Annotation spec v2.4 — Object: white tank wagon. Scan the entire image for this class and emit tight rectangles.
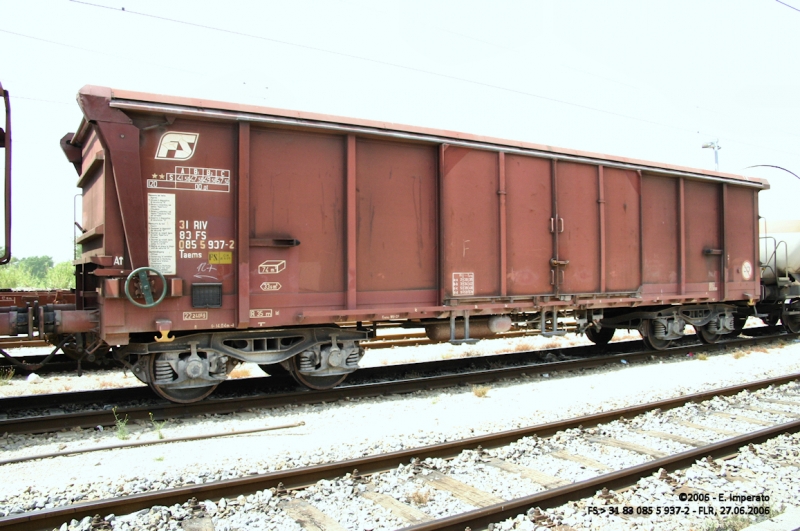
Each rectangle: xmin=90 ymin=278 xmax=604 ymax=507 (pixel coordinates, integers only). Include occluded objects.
xmin=759 ymin=219 xmax=800 ymax=330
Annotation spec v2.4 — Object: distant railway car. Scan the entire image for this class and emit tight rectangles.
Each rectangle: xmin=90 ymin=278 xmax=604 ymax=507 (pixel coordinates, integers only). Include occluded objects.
xmin=0 ymin=83 xmax=781 ymax=402
xmin=0 ymin=290 xmax=74 ymax=308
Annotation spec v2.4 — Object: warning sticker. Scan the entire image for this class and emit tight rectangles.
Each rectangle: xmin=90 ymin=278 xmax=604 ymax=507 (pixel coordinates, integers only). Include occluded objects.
xmin=148 ymin=193 xmax=176 ymax=275
xmin=209 ymin=252 xmax=232 ymax=264
xmin=452 ymin=272 xmax=475 ymax=296
xmin=741 ymin=260 xmax=753 ymax=281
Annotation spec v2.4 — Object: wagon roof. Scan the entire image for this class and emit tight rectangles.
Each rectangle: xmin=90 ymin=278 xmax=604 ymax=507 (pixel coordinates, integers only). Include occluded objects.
xmin=77 ymin=85 xmax=768 ymax=189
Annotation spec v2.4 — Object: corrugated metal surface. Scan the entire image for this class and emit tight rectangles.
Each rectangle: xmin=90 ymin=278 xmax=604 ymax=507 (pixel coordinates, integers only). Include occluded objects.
xmin=68 ymin=86 xmax=763 ymax=342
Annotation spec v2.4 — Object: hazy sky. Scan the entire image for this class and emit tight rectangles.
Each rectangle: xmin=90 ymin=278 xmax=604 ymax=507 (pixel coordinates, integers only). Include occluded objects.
xmin=3 ymin=0 xmax=800 ymax=261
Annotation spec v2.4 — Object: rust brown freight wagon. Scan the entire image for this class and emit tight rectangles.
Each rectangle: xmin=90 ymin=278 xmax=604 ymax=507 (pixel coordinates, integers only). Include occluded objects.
xmin=46 ymin=86 xmax=766 ymax=402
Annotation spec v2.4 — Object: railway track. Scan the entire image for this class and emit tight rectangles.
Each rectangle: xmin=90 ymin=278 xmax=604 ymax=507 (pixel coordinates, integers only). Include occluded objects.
xmin=0 ymin=338 xmax=49 ymax=351
xmin=0 ymin=329 xmax=794 ymax=437
xmin=1 ymin=373 xmax=797 ymax=530
xmin=0 ymin=324 xmax=783 ymax=378
xmin=0 ymin=327 xmax=579 ymax=376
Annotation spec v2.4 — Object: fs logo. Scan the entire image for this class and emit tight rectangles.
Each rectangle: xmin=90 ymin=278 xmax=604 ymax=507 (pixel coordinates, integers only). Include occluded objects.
xmin=155 ymin=132 xmax=199 ymax=160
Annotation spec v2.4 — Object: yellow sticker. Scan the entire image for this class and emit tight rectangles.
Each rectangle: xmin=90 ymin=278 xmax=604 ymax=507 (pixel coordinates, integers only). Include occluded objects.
xmin=208 ymin=251 xmax=232 ymax=264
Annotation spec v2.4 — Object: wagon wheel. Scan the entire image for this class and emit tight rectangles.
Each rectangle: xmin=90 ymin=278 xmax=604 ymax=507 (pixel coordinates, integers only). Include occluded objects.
xmin=288 ymin=355 xmax=348 ymax=390
xmin=782 ymin=300 xmax=800 ymax=334
xmin=764 ymin=313 xmax=781 ymax=327
xmin=731 ymin=315 xmax=748 ymax=336
xmin=640 ymin=319 xmax=672 ymax=351
xmin=695 ymin=324 xmax=721 ymax=345
xmin=146 ymin=353 xmax=219 ymax=404
xmin=585 ymin=326 xmax=615 ymax=346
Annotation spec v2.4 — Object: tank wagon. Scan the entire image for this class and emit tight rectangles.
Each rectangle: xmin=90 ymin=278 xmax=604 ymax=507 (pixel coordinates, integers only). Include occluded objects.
xmin=758 ymin=219 xmax=800 ymax=329
xmin=0 ymin=84 xmax=781 ymax=403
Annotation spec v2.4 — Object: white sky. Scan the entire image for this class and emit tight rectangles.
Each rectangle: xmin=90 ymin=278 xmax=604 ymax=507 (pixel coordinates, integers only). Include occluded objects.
xmin=3 ymin=0 xmax=800 ymax=262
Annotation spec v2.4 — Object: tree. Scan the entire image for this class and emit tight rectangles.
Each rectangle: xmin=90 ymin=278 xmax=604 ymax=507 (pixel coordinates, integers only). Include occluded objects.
xmin=45 ymin=261 xmax=75 ymax=289
xmin=18 ymin=256 xmax=54 ymax=280
xmin=0 ymin=252 xmax=74 ymax=289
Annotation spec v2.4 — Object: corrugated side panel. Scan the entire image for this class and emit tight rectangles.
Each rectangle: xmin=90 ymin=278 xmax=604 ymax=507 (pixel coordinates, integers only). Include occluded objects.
xmin=725 ymin=186 xmax=758 ymax=299
xmin=556 ymin=162 xmax=601 ymax=294
xmin=684 ymin=180 xmax=722 ymax=300
xmin=441 ymin=146 xmax=500 ymax=299
xmin=604 ymin=168 xmax=641 ymax=292
xmin=505 ymin=154 xmax=554 ymax=296
xmin=138 ymin=118 xmax=237 ymax=330
xmin=642 ymin=174 xmax=679 ymax=295
xmin=355 ymin=139 xmax=438 ymax=306
xmin=248 ymin=128 xmax=346 ymax=318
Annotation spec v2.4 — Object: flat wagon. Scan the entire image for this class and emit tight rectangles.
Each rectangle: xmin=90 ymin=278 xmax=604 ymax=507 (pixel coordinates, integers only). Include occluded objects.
xmin=11 ymin=86 xmax=772 ymax=402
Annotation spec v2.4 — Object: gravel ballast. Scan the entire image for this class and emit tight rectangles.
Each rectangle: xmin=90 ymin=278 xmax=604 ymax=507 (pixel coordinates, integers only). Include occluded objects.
xmin=0 ymin=333 xmax=799 ymax=530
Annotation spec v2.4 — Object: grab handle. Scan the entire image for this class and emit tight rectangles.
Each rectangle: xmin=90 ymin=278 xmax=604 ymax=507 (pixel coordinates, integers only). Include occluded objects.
xmin=0 ymin=82 xmax=11 ymax=265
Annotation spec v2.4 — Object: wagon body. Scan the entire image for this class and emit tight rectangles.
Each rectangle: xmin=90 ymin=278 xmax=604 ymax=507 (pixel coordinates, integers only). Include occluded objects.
xmin=62 ymin=86 xmax=766 ymax=347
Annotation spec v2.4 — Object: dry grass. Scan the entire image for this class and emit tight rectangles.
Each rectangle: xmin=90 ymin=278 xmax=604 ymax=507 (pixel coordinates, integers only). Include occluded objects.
xmin=732 ymin=346 xmax=767 ymax=360
xmin=409 ymin=489 xmax=431 ymax=506
xmin=697 ymin=353 xmax=708 ymax=361
xmin=512 ymin=339 xmax=539 ymax=352
xmin=540 ymin=340 xmax=565 ymax=350
xmin=0 ymin=366 xmax=13 ymax=386
xmin=472 ymin=385 xmax=491 ymax=398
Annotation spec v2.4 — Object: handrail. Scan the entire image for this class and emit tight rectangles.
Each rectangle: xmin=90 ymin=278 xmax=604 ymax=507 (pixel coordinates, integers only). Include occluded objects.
xmin=0 ymin=82 xmax=11 ymax=264
xmin=759 ymin=235 xmax=789 ymax=281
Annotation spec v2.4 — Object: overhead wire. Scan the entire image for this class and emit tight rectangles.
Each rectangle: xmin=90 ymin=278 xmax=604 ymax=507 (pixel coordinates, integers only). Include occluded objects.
xmin=65 ymin=0 xmax=800 ymax=160
xmin=5 ymin=0 xmax=796 ymax=160
xmin=0 ymin=28 xmax=230 ymax=78
xmin=335 ymin=0 xmax=800 ymax=155
xmin=775 ymin=0 xmax=800 ymax=13
xmin=10 ymin=95 xmax=71 ymax=106
xmin=67 ymin=0 xmax=702 ymax=135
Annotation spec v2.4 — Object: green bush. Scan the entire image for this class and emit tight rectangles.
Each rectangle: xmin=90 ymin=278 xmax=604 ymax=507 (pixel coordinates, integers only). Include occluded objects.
xmin=0 ymin=254 xmax=75 ymax=289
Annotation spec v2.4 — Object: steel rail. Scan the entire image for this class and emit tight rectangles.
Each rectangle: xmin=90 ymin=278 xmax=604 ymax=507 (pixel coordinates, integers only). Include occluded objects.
xmin=0 ymin=323 xmax=782 ymax=374
xmin=0 ymin=421 xmax=305 ymax=466
xmin=401 ymin=419 xmax=800 ymax=531
xmin=0 ymin=330 xmax=538 ymax=374
xmin=0 ymin=325 xmax=784 ymax=410
xmin=3 ymin=333 xmax=649 ymax=411
xmin=0 ymin=326 xmax=578 ymax=374
xmin=0 ymin=330 xmax=794 ymax=435
xmin=0 ymin=339 xmax=48 ymax=350
xmin=0 ymin=373 xmax=796 ymax=531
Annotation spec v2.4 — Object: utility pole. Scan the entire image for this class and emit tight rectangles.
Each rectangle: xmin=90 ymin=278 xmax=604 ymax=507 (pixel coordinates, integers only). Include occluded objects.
xmin=702 ymin=139 xmax=721 ymax=171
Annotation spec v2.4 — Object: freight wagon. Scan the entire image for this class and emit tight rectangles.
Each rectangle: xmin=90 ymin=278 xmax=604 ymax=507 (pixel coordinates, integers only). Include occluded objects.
xmin=0 ymin=83 xmax=781 ymax=402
